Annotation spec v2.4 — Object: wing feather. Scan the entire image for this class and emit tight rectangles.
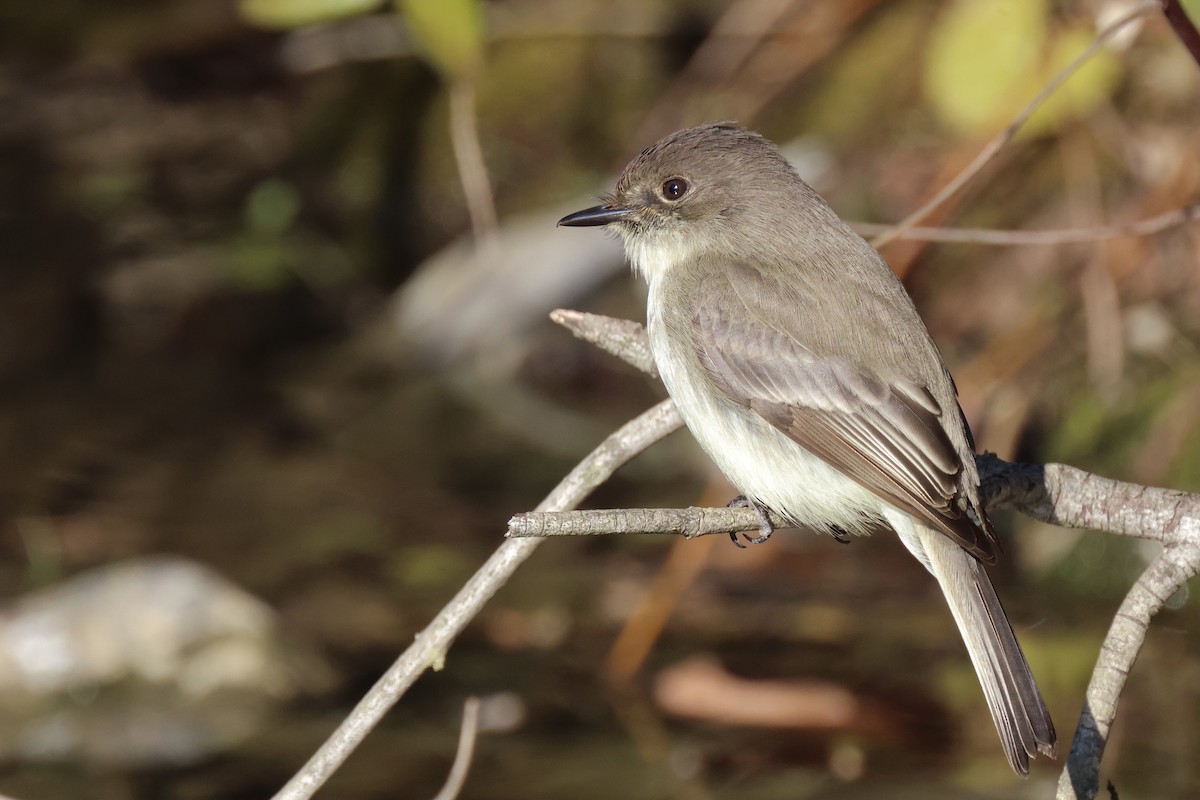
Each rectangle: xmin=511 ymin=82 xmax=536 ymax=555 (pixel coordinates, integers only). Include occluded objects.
xmin=694 ymin=267 xmax=996 ymax=562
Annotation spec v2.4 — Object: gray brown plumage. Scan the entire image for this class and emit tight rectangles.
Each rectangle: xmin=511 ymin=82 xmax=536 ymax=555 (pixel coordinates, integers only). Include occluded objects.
xmin=559 ymin=122 xmax=1056 ymax=774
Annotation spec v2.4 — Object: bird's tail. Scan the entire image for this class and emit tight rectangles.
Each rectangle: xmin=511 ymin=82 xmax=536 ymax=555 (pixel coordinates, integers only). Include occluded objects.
xmin=917 ymin=524 xmax=1057 ymax=775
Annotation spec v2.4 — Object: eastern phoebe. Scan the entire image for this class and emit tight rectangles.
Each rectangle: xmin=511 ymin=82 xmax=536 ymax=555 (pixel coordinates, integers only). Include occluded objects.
xmin=558 ymin=122 xmax=1056 ymax=774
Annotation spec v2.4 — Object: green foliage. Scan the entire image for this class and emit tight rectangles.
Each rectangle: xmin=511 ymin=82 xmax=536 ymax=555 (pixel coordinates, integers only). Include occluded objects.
xmin=239 ymin=0 xmax=385 ymax=30
xmin=924 ymin=0 xmax=1046 ymax=134
xmin=396 ymin=0 xmax=485 ymax=81
xmin=284 ymin=510 xmax=393 ymax=564
xmin=245 ymin=178 xmax=301 ymax=236
xmin=923 ymin=0 xmax=1122 ymax=136
xmin=1046 ymin=374 xmax=1181 ymax=476
xmin=224 ymin=238 xmax=294 ymax=291
xmin=1174 ymin=419 xmax=1200 ymax=490
xmin=390 ymin=544 xmax=475 ymax=589
xmin=221 ymin=179 xmax=304 ymax=291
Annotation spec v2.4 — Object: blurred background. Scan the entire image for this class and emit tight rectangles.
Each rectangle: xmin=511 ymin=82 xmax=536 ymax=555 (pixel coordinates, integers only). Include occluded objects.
xmin=1 ymin=0 xmax=1199 ymax=797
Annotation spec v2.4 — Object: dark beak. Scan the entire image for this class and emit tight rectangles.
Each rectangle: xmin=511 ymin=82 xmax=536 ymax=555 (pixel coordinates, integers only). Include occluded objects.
xmin=557 ymin=204 xmax=632 ymax=227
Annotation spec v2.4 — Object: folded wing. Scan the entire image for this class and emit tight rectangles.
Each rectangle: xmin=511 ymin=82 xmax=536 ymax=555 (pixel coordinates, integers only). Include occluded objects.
xmin=692 ymin=265 xmax=997 ymax=562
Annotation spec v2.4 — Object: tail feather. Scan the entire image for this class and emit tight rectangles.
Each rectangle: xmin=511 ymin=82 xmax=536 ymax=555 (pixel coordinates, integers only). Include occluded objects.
xmin=919 ymin=525 xmax=1057 ymax=775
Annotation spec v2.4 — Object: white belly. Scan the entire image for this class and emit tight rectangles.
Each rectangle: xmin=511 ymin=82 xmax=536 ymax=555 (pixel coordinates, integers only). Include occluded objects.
xmin=647 ymin=293 xmax=884 ymax=536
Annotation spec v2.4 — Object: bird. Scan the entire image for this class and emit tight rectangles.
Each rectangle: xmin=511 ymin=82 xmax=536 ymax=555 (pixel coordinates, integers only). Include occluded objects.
xmin=558 ymin=121 xmax=1056 ymax=775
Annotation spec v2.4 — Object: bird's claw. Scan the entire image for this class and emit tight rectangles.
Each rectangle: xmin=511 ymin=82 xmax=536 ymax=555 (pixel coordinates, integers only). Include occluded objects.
xmin=725 ymin=495 xmax=774 ymax=547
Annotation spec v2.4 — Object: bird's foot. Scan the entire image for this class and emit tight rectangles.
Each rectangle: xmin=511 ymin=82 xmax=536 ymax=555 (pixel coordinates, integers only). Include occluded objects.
xmin=726 ymin=495 xmax=775 ymax=548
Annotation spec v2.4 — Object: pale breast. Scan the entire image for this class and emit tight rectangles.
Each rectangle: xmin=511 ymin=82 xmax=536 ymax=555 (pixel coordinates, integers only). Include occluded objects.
xmin=646 ymin=279 xmax=884 ymax=536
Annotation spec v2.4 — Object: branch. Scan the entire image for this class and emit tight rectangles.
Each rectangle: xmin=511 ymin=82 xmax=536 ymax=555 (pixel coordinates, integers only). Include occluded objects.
xmin=850 ymin=202 xmax=1200 ymax=246
xmin=1057 ymin=541 xmax=1200 ymax=800
xmin=271 ymin=398 xmax=682 ymax=800
xmin=268 ymin=1 xmax=1200 ymax=794
xmin=510 ymin=456 xmax=1200 ymax=544
xmin=869 ymin=0 xmax=1160 ymax=250
xmin=431 ymin=697 xmax=482 ymax=800
xmin=550 ymin=309 xmax=658 ymax=377
xmin=979 ymin=456 xmax=1200 ymax=544
xmin=1161 ymin=0 xmax=1200 ymax=67
xmin=510 ymin=505 xmax=783 ymax=539
xmin=449 ymin=80 xmax=498 ymax=242
xmin=528 ymin=314 xmax=1200 ymax=546
xmin=528 ymin=310 xmax=1200 ymax=800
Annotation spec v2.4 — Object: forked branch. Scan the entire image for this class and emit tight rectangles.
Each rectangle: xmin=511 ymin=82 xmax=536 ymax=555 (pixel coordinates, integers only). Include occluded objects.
xmin=519 ymin=310 xmax=1200 ymax=800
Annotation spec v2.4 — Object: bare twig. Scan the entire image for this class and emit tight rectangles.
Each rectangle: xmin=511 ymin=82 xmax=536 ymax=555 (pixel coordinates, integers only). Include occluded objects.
xmin=542 ymin=310 xmax=1200 ymax=547
xmin=979 ymin=456 xmax=1200 ymax=545
xmin=525 ymin=310 xmax=1200 ymax=799
xmin=271 ymin=398 xmax=682 ymax=800
xmin=550 ymin=309 xmax=657 ymax=377
xmin=509 ymin=456 xmax=1200 ymax=544
xmin=509 ymin=505 xmax=784 ymax=539
xmin=869 ymin=0 xmax=1159 ymax=250
xmin=1057 ymin=541 xmax=1200 ymax=800
xmin=449 ymin=80 xmax=498 ymax=242
xmin=1161 ymin=0 xmax=1200 ymax=67
xmin=430 ymin=697 xmax=483 ymax=800
xmin=851 ymin=202 xmax=1200 ymax=245
xmin=260 ymin=0 xmax=1194 ymax=794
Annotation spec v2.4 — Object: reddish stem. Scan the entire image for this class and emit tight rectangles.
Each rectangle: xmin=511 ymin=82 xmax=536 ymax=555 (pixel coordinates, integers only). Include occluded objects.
xmin=1162 ymin=0 xmax=1200 ymax=68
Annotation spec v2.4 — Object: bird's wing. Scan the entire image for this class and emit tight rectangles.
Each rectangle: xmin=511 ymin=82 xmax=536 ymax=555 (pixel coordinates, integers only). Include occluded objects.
xmin=692 ymin=264 xmax=996 ymax=562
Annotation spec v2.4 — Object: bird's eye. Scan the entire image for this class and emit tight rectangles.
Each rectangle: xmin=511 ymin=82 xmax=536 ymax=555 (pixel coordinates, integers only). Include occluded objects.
xmin=661 ymin=178 xmax=689 ymax=201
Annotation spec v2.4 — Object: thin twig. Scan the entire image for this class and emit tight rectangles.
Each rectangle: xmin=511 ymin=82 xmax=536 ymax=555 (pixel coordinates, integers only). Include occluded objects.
xmin=550 ymin=309 xmax=657 ymax=377
xmin=533 ymin=310 xmax=1200 ymax=798
xmin=851 ymin=202 xmax=1200 ymax=245
xmin=1161 ymin=0 xmax=1200 ymax=67
xmin=431 ymin=697 xmax=483 ymax=800
xmin=1056 ymin=542 xmax=1200 ymax=800
xmin=509 ymin=456 xmax=1200 ymax=800
xmin=869 ymin=0 xmax=1160 ymax=250
xmin=449 ymin=80 xmax=498 ymax=242
xmin=508 ymin=506 xmax=784 ymax=539
xmin=511 ymin=454 xmax=1200 ymax=800
xmin=271 ymin=399 xmax=683 ymax=800
xmin=509 ymin=456 xmax=1200 ymax=544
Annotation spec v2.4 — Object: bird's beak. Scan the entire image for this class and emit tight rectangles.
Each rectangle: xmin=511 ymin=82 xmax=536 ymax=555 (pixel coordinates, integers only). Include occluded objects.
xmin=557 ymin=204 xmax=632 ymax=227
